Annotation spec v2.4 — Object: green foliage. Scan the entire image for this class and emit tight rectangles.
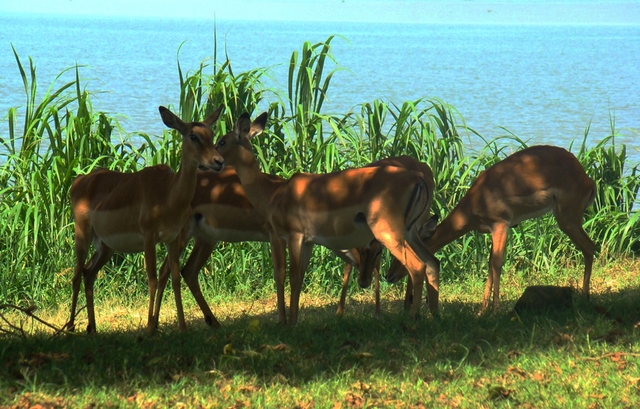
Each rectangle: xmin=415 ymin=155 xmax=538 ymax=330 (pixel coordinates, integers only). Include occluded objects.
xmin=1 ymin=38 xmax=639 ymax=310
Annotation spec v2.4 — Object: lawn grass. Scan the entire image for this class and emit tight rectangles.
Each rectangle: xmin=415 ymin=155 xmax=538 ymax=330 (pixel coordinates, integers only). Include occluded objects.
xmin=2 ymin=258 xmax=638 ymax=408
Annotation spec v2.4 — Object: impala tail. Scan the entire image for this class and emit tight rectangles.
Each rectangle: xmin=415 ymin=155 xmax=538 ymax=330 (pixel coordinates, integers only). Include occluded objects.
xmin=404 ymin=179 xmax=436 ymax=242
xmin=383 ymin=178 xmax=439 ymax=287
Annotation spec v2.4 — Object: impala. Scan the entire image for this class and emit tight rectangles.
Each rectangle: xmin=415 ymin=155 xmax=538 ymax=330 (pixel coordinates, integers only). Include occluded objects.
xmin=67 ymin=106 xmax=224 ymax=333
xmin=338 ymin=156 xmax=435 ymax=317
xmin=386 ymin=145 xmax=596 ymax=313
xmin=156 ymin=167 xmax=271 ymax=329
xmin=214 ymin=112 xmax=439 ymax=325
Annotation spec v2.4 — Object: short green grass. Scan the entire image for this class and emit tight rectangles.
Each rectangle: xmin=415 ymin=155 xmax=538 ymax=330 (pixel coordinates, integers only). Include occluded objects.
xmin=2 ymin=258 xmax=638 ymax=408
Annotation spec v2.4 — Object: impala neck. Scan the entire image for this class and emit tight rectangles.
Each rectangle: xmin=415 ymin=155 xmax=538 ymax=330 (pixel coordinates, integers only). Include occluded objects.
xmin=229 ymin=142 xmax=281 ymax=217
xmin=427 ymin=203 xmax=474 ymax=253
xmin=169 ymin=152 xmax=199 ymax=211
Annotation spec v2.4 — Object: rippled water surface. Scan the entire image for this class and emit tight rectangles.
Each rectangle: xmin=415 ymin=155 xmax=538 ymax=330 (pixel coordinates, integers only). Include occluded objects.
xmin=1 ymin=14 xmax=638 ymax=155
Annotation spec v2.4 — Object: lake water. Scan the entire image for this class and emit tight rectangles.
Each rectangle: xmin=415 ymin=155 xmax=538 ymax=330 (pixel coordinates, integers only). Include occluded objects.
xmin=1 ymin=13 xmax=639 ymax=158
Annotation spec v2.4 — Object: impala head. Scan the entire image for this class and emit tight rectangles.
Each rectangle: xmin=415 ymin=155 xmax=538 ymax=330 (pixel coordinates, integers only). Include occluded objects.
xmin=355 ymin=240 xmax=384 ymax=289
xmin=215 ymin=111 xmax=268 ymax=164
xmin=385 ymin=214 xmax=439 ymax=284
xmin=159 ymin=106 xmax=225 ymax=172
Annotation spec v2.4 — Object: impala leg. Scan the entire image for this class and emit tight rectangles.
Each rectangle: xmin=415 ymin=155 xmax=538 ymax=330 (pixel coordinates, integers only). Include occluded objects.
xmin=407 ymin=241 xmax=440 ymax=317
xmin=181 ymin=240 xmax=221 ymax=328
xmin=402 ymin=222 xmax=440 ymax=318
xmin=337 ymin=263 xmax=352 ymax=317
xmin=408 ymin=265 xmax=426 ymax=319
xmin=155 ymin=238 xmax=189 ymax=332
xmin=555 ymin=213 xmax=596 ymax=299
xmin=481 ymin=276 xmax=491 ymax=313
xmin=156 ymin=257 xmax=170 ymax=327
xmin=374 ymin=226 xmax=424 ymax=318
xmin=424 ymin=256 xmax=440 ymax=316
xmin=69 ymin=268 xmax=83 ymax=332
xmin=167 ymin=237 xmax=187 ymax=332
xmin=69 ymin=232 xmax=91 ymax=332
xmin=403 ymin=275 xmax=413 ymax=311
xmin=415 ymin=224 xmax=440 ymax=317
xmin=360 ymin=244 xmax=383 ymax=318
xmin=270 ymin=236 xmax=288 ymax=325
xmin=143 ymin=240 xmax=159 ymax=333
xmin=374 ymin=261 xmax=381 ymax=318
xmin=288 ymin=233 xmax=313 ymax=326
xmin=483 ymin=223 xmax=508 ymax=313
xmin=69 ymin=221 xmax=98 ymax=332
xmin=382 ymin=241 xmax=426 ymax=319
xmin=83 ymin=242 xmax=114 ymax=334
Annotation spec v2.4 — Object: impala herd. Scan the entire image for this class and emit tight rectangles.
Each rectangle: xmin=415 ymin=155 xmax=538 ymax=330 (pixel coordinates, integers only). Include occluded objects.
xmin=66 ymin=106 xmax=597 ymax=334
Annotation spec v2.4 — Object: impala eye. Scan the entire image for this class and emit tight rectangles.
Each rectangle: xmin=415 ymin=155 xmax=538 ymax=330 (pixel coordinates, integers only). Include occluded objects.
xmin=189 ymin=134 xmax=198 ymax=141
xmin=217 ymin=139 xmax=226 ymax=147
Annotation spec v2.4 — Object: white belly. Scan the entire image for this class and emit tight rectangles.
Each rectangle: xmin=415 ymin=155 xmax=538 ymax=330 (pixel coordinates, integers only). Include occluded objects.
xmin=194 ymin=226 xmax=269 ymax=244
xmin=100 ymin=232 xmax=145 ymax=253
xmin=311 ymin=222 xmax=374 ymax=250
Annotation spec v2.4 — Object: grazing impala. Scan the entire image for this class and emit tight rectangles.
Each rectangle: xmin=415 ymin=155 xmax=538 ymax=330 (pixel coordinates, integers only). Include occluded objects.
xmin=386 ymin=145 xmax=596 ymax=313
xmin=214 ymin=112 xmax=439 ymax=326
xmin=338 ymin=156 xmax=435 ymax=317
xmin=67 ymin=106 xmax=224 ymax=334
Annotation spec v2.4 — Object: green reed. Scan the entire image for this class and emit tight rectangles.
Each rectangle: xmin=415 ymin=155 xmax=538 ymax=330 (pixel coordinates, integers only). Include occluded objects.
xmin=1 ymin=38 xmax=639 ymax=309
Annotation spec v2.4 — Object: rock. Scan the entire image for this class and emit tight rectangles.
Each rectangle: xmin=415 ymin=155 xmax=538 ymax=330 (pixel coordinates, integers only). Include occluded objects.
xmin=513 ymin=285 xmax=574 ymax=313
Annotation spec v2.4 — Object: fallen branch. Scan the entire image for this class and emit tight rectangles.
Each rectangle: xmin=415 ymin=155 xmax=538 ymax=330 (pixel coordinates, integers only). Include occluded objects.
xmin=0 ymin=303 xmax=79 ymax=339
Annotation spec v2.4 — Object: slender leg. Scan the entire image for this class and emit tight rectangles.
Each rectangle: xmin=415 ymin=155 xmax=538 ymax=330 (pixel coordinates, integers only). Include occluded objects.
xmin=403 ymin=276 xmax=413 ymax=311
xmin=143 ymin=239 xmax=159 ymax=333
xmin=83 ymin=242 xmax=114 ymax=334
xmin=270 ymin=235 xmax=288 ymax=325
xmin=373 ymin=261 xmax=381 ymax=318
xmin=555 ymin=212 xmax=596 ymax=299
xmin=424 ymin=255 xmax=440 ymax=316
xmin=377 ymin=238 xmax=426 ymax=319
xmin=337 ymin=263 xmax=352 ymax=316
xmin=168 ymin=237 xmax=187 ymax=332
xmin=155 ymin=257 xmax=170 ymax=327
xmin=402 ymin=216 xmax=440 ymax=317
xmin=287 ymin=233 xmax=313 ymax=326
xmin=482 ymin=223 xmax=508 ymax=313
xmin=359 ymin=244 xmax=383 ymax=317
xmin=69 ymin=233 xmax=90 ymax=332
xmin=181 ymin=240 xmax=221 ymax=328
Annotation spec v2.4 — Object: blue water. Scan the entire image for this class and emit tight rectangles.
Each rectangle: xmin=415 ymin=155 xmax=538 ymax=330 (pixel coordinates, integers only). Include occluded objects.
xmin=1 ymin=13 xmax=639 ymax=157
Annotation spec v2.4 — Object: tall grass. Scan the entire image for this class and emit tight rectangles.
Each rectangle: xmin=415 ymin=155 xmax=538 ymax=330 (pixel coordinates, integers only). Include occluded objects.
xmin=0 ymin=47 xmax=120 ymax=304
xmin=1 ymin=38 xmax=639 ymax=310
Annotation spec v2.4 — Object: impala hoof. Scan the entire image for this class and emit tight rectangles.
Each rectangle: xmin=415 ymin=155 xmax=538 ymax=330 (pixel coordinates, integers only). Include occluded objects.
xmin=205 ymin=315 xmax=222 ymax=329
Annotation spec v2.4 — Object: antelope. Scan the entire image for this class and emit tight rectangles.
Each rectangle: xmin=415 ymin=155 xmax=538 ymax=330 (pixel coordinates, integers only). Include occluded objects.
xmin=214 ymin=112 xmax=439 ymax=325
xmin=338 ymin=156 xmax=435 ymax=317
xmin=67 ymin=106 xmax=224 ymax=334
xmin=386 ymin=145 xmax=596 ymax=313
xmin=155 ymin=167 xmax=271 ymax=329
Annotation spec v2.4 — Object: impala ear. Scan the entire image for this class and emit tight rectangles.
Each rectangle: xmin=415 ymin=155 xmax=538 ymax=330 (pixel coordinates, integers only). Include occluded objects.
xmin=203 ymin=106 xmax=224 ymax=127
xmin=419 ymin=214 xmax=439 ymax=240
xmin=159 ymin=106 xmax=186 ymax=134
xmin=234 ymin=113 xmax=252 ymax=139
xmin=248 ymin=112 xmax=268 ymax=139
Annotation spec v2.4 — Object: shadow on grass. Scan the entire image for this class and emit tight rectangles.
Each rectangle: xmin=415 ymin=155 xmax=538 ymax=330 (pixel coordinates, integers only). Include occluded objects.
xmin=1 ymin=285 xmax=638 ymax=393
